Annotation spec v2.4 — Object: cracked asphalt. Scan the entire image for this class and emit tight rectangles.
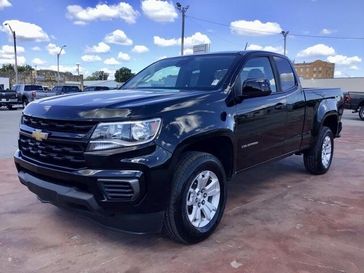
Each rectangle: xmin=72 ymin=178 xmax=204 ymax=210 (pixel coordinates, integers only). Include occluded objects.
xmin=1 ymin=109 xmax=363 ymax=273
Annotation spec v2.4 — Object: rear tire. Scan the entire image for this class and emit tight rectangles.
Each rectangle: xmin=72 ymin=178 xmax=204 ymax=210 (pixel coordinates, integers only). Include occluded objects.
xmin=304 ymin=126 xmax=334 ymax=175
xmin=359 ymin=106 xmax=364 ymax=121
xmin=7 ymin=105 xmax=13 ymax=110
xmin=22 ymin=97 xmax=29 ymax=107
xmin=164 ymin=152 xmax=227 ymax=244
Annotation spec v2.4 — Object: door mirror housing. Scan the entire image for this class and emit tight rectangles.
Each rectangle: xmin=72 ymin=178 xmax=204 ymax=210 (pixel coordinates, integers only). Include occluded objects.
xmin=241 ymin=79 xmax=272 ymax=98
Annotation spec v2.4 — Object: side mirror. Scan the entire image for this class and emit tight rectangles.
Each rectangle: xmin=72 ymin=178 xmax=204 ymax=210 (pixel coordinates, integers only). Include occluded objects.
xmin=241 ymin=79 xmax=272 ymax=98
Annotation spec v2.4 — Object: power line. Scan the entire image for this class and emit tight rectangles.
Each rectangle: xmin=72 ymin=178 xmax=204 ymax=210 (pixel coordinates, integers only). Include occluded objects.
xmin=187 ymin=15 xmax=364 ymax=40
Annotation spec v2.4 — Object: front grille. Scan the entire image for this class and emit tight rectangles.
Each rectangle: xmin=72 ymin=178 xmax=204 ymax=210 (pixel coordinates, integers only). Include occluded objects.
xmin=99 ymin=179 xmax=136 ymax=201
xmin=19 ymin=134 xmax=86 ymax=169
xmin=23 ymin=115 xmax=95 ymax=134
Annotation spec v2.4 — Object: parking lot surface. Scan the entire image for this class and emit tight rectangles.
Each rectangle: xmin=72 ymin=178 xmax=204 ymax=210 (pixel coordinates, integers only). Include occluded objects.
xmin=1 ymin=110 xmax=363 ymax=273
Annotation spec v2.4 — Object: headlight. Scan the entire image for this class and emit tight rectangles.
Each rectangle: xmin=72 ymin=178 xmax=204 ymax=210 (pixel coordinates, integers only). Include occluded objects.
xmin=88 ymin=118 xmax=161 ymax=151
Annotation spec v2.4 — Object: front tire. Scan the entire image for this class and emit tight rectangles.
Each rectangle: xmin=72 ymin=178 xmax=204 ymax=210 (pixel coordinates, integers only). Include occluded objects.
xmin=304 ymin=126 xmax=334 ymax=175
xmin=359 ymin=106 xmax=364 ymax=121
xmin=22 ymin=97 xmax=29 ymax=107
xmin=7 ymin=105 xmax=13 ymax=110
xmin=164 ymin=152 xmax=227 ymax=244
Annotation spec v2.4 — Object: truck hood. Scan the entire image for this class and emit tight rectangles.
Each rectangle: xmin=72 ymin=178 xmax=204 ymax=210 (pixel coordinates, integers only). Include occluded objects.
xmin=23 ymin=89 xmax=209 ymax=120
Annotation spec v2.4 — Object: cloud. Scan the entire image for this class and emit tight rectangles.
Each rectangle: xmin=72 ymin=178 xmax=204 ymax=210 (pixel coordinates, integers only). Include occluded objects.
xmin=320 ymin=28 xmax=335 ymax=35
xmin=1 ymin=20 xmax=49 ymax=42
xmin=230 ymin=19 xmax=282 ymax=36
xmin=66 ymin=2 xmax=138 ymax=25
xmin=132 ymin=45 xmax=149 ymax=53
xmin=247 ymin=44 xmax=284 ymax=54
xmin=117 ymin=52 xmax=131 ymax=61
xmin=32 ymin=46 xmax=41 ymax=51
xmin=104 ymin=29 xmax=133 ymax=45
xmin=47 ymin=43 xmax=66 ymax=55
xmin=0 ymin=45 xmax=26 ymax=65
xmin=104 ymin=57 xmax=120 ymax=65
xmin=334 ymin=71 xmax=343 ymax=77
xmin=0 ymin=0 xmax=12 ymax=10
xmin=86 ymin=42 xmax=110 ymax=53
xmin=184 ymin=32 xmax=211 ymax=48
xmin=153 ymin=36 xmax=178 ymax=47
xmin=0 ymin=56 xmax=26 ymax=66
xmin=153 ymin=32 xmax=210 ymax=49
xmin=81 ymin=55 xmax=102 ymax=62
xmin=183 ymin=48 xmax=193 ymax=55
xmin=32 ymin=58 xmax=46 ymax=65
xmin=349 ymin=65 xmax=359 ymax=70
xmin=297 ymin=44 xmax=335 ymax=57
xmin=327 ymin=54 xmax=362 ymax=66
xmin=0 ymin=45 xmax=25 ymax=55
xmin=141 ymin=0 xmax=178 ymax=22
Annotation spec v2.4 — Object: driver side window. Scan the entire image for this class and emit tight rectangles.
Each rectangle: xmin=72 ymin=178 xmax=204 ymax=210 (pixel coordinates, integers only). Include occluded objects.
xmin=239 ymin=57 xmax=277 ymax=93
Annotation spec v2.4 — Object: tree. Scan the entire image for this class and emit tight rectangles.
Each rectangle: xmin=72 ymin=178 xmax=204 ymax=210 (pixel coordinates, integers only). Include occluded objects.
xmin=115 ymin=67 xmax=134 ymax=83
xmin=0 ymin=64 xmax=34 ymax=73
xmin=85 ymin=71 xmax=109 ymax=81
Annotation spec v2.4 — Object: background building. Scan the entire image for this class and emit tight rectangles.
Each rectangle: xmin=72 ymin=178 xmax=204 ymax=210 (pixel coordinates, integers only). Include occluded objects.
xmin=294 ymin=60 xmax=335 ymax=79
xmin=0 ymin=77 xmax=10 ymax=90
xmin=301 ymin=77 xmax=364 ymax=93
xmin=0 ymin=69 xmax=83 ymax=89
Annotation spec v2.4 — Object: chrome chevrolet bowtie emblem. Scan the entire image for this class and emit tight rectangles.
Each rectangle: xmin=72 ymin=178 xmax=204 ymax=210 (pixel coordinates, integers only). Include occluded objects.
xmin=32 ymin=129 xmax=49 ymax=141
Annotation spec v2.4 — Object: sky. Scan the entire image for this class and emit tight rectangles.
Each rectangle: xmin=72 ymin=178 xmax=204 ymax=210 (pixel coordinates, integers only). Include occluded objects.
xmin=0 ymin=0 xmax=363 ymax=79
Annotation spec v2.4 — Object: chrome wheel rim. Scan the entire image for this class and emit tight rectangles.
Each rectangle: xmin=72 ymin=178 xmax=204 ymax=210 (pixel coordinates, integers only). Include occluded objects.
xmin=321 ymin=136 xmax=332 ymax=168
xmin=186 ymin=170 xmax=221 ymax=228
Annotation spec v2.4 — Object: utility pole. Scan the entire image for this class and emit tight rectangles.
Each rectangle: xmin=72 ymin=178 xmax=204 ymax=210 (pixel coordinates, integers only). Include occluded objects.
xmin=76 ymin=63 xmax=80 ymax=76
xmin=57 ymin=45 xmax=66 ymax=86
xmin=176 ymin=2 xmax=189 ymax=56
xmin=281 ymin=31 xmax=289 ymax=56
xmin=4 ymin=23 xmax=18 ymax=84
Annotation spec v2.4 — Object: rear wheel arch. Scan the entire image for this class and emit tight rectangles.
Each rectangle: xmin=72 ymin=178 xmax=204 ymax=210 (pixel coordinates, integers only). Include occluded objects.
xmin=322 ymin=114 xmax=338 ymax=136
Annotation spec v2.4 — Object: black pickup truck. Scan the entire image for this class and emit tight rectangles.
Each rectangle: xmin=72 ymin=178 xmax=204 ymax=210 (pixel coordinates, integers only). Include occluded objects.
xmin=0 ymin=88 xmax=19 ymax=110
xmin=14 ymin=51 xmax=344 ymax=244
xmin=344 ymin=92 xmax=364 ymax=120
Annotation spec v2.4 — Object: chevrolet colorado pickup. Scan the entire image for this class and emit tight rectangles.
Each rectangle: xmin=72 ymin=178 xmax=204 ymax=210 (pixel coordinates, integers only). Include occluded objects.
xmin=344 ymin=91 xmax=364 ymax=120
xmin=14 ymin=51 xmax=344 ymax=244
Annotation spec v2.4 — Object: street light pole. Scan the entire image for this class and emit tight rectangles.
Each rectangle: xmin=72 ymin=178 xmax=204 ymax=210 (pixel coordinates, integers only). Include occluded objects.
xmin=281 ymin=31 xmax=289 ymax=56
xmin=4 ymin=23 xmax=18 ymax=84
xmin=176 ymin=2 xmax=189 ymax=56
xmin=57 ymin=45 xmax=66 ymax=85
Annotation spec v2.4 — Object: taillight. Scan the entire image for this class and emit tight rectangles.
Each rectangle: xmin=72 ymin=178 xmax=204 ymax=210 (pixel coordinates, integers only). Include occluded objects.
xmin=32 ymin=91 xmax=36 ymax=98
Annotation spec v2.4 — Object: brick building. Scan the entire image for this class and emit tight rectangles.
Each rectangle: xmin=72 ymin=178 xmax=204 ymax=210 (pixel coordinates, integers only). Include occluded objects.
xmin=294 ymin=60 xmax=335 ymax=79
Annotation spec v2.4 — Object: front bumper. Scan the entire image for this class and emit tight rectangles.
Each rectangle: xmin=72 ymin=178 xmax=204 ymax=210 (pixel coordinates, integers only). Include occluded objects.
xmin=0 ymin=98 xmax=19 ymax=106
xmin=14 ymin=146 xmax=173 ymax=233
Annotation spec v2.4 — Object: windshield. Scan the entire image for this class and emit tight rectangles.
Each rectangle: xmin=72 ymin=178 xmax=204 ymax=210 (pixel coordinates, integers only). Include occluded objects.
xmin=122 ymin=54 xmax=237 ymax=91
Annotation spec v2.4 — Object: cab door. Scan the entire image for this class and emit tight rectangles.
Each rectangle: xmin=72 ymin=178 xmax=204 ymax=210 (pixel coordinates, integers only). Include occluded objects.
xmin=234 ymin=55 xmax=287 ymax=170
xmin=272 ymin=56 xmax=306 ymax=153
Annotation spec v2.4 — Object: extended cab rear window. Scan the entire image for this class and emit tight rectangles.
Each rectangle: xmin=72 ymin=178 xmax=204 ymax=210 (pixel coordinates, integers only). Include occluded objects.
xmin=274 ymin=57 xmax=296 ymax=92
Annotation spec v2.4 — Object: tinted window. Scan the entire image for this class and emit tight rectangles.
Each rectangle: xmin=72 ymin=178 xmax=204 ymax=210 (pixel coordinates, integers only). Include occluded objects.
xmin=274 ymin=57 xmax=296 ymax=91
xmin=239 ymin=57 xmax=277 ymax=93
xmin=24 ymin=85 xmax=43 ymax=91
xmin=123 ymin=54 xmax=237 ymax=91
